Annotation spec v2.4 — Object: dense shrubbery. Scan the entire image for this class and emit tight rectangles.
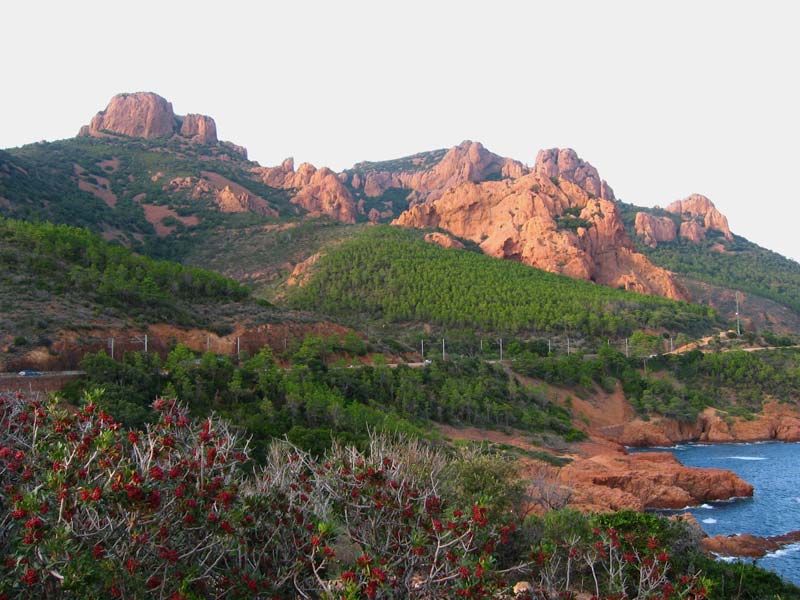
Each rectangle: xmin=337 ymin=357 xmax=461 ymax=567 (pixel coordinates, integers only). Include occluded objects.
xmin=1 ymin=391 xmax=720 ymax=599
xmin=288 ymin=227 xmax=717 ymax=337
xmin=511 ymin=346 xmax=800 ymax=420
xmin=77 ymin=344 xmax=585 ymax=458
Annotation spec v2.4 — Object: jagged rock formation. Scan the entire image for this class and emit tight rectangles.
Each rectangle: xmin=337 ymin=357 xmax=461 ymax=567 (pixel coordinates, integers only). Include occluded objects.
xmin=343 ymin=141 xmax=526 ymax=203
xmin=179 ymin=114 xmax=217 ymax=145
xmin=393 ymin=148 xmax=687 ymax=300
xmin=634 ymin=213 xmax=678 ymax=247
xmin=667 ymin=194 xmax=732 ymax=241
xmin=533 ymin=148 xmax=614 ymax=200
xmin=634 ymin=194 xmax=733 ymax=247
xmin=252 ymin=158 xmax=357 ymax=223
xmin=78 ymin=92 xmax=224 ymax=147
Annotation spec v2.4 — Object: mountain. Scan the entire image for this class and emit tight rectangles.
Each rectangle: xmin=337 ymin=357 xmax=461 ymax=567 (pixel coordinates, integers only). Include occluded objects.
xmin=3 ymin=91 xmax=800 ymax=333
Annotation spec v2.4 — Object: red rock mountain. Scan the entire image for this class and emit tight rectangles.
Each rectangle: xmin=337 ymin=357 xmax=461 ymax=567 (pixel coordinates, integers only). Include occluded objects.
xmin=634 ymin=194 xmax=733 ymax=246
xmin=78 ymin=92 xmax=235 ymax=152
xmin=391 ymin=147 xmax=688 ymax=300
xmin=251 ymin=158 xmax=357 ymax=223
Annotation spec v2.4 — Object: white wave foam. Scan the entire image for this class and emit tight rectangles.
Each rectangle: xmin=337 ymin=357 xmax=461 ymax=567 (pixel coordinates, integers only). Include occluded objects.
xmin=700 ymin=504 xmax=714 ymax=509
xmin=727 ymin=456 xmax=767 ymax=461
xmin=702 ymin=518 xmax=717 ymax=524
xmin=765 ymin=543 xmax=800 ymax=559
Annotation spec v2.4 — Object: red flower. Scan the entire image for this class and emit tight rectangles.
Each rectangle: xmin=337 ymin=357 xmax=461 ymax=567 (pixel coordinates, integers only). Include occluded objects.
xmin=20 ymin=568 xmax=38 ymax=586
xmin=92 ymin=543 xmax=105 ymax=559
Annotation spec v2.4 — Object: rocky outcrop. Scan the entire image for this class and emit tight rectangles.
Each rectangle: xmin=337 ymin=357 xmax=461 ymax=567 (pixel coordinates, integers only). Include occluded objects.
xmin=80 ymin=92 xmax=176 ymax=139
xmin=613 ymin=403 xmax=800 ymax=447
xmin=534 ymin=148 xmax=614 ymax=200
xmin=423 ymin=232 xmax=465 ymax=249
xmin=178 ymin=114 xmax=217 ymax=144
xmin=560 ymin=451 xmax=753 ymax=512
xmin=666 ymin=194 xmax=733 ymax=241
xmin=252 ymin=158 xmax=357 ymax=223
xmin=634 ymin=213 xmax=677 ymax=247
xmin=345 ymin=141 xmax=527 ymax=202
xmin=78 ymin=92 xmax=233 ymax=151
xmin=702 ymin=530 xmax=800 ymax=558
xmin=393 ymin=149 xmax=687 ymax=300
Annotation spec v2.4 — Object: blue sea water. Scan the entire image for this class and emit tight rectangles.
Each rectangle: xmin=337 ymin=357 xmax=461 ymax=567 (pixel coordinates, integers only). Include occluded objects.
xmin=637 ymin=441 xmax=800 ymax=585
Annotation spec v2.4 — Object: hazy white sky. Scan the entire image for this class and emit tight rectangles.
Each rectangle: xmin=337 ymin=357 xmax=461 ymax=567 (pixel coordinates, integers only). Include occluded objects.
xmin=4 ymin=1 xmax=799 ymax=259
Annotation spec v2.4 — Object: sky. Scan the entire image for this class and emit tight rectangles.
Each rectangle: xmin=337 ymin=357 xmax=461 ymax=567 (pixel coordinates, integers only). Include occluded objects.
xmin=3 ymin=1 xmax=799 ymax=260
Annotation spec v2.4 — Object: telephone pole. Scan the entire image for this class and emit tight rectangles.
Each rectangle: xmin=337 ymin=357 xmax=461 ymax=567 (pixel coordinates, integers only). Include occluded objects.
xmin=499 ymin=338 xmax=503 ymax=361
xmin=442 ymin=338 xmax=446 ymax=361
xmin=735 ymin=292 xmax=741 ymax=336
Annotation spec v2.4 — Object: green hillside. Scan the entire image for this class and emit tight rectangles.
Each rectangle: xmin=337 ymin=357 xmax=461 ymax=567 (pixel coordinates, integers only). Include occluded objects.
xmin=620 ymin=203 xmax=800 ymax=314
xmin=287 ymin=226 xmax=719 ymax=337
xmin=0 ymin=137 xmax=296 ymax=258
xmin=0 ymin=217 xmax=295 ymax=362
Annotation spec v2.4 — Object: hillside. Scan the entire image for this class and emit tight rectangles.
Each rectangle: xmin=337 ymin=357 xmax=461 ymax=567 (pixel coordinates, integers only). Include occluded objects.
xmin=3 ymin=91 xmax=800 ymax=336
xmin=287 ymin=226 xmax=718 ymax=337
xmin=0 ymin=217 xmax=341 ymax=371
xmin=620 ymin=201 xmax=800 ymax=331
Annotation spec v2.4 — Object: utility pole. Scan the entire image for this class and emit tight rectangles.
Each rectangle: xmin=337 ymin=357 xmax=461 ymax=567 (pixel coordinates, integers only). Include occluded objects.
xmin=421 ymin=339 xmax=424 ymax=360
xmin=144 ymin=334 xmax=148 ymax=353
xmin=206 ymin=335 xmax=211 ymax=352
xmin=442 ymin=338 xmax=446 ymax=361
xmin=108 ymin=337 xmax=115 ymax=360
xmin=548 ymin=338 xmax=551 ymax=354
xmin=625 ymin=337 xmax=629 ymax=358
xmin=669 ymin=336 xmax=674 ymax=352
xmin=236 ymin=336 xmax=240 ymax=359
xmin=480 ymin=338 xmax=483 ymax=353
xmin=499 ymin=338 xmax=503 ymax=361
xmin=735 ymin=292 xmax=741 ymax=336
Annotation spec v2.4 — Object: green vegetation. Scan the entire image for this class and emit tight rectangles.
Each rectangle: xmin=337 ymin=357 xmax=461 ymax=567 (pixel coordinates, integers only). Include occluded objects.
xmin=348 ymin=148 xmax=448 ymax=174
xmin=288 ymin=226 xmax=718 ymax=336
xmin=512 ymin=345 xmax=800 ymax=420
xmin=621 ymin=203 xmax=800 ymax=313
xmin=1 ymin=137 xmax=297 ymax=260
xmin=76 ymin=344 xmax=586 ymax=459
xmin=0 ymin=217 xmax=247 ymax=321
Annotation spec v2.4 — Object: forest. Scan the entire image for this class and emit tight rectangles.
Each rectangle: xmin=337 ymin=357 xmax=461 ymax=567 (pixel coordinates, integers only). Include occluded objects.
xmin=288 ymin=226 xmax=719 ymax=337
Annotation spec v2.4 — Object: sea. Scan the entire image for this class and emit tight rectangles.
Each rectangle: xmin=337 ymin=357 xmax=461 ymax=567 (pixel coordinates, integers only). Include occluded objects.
xmin=634 ymin=441 xmax=800 ymax=586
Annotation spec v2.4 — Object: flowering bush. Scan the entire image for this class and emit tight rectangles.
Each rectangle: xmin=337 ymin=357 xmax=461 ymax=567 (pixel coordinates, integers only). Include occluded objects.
xmin=0 ymin=391 xmax=708 ymax=599
xmin=0 ymin=392 xmax=521 ymax=599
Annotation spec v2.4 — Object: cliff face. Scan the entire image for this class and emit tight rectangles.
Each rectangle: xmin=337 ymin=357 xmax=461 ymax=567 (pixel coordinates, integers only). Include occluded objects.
xmin=78 ymin=92 xmax=221 ymax=147
xmin=667 ymin=194 xmax=732 ymax=240
xmin=392 ymin=148 xmax=687 ymax=300
xmin=252 ymin=158 xmax=357 ymax=223
xmin=634 ymin=194 xmax=733 ymax=246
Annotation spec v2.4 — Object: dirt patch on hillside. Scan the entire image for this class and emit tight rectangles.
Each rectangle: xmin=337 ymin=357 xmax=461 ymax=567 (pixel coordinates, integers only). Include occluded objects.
xmin=141 ymin=204 xmax=200 ymax=237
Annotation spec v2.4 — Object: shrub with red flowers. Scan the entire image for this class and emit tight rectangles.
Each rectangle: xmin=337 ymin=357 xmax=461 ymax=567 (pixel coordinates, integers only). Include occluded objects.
xmin=0 ymin=392 xmax=525 ymax=599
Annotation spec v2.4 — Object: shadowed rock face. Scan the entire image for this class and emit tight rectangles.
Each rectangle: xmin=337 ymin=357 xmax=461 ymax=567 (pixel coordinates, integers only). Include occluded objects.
xmin=392 ymin=147 xmax=687 ymax=300
xmin=78 ymin=92 xmax=218 ymax=145
xmin=635 ymin=213 xmax=678 ymax=247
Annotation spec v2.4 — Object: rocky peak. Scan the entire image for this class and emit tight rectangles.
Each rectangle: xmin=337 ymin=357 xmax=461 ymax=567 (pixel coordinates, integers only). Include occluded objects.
xmin=534 ymin=148 xmax=614 ymax=200
xmin=666 ymin=194 xmax=732 ymax=240
xmin=78 ymin=92 xmax=225 ymax=148
xmin=81 ymin=92 xmax=176 ymax=139
xmin=178 ymin=114 xmax=218 ymax=145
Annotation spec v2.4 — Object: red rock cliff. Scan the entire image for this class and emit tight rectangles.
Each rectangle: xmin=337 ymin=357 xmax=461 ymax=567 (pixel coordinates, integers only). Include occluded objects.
xmin=666 ymin=194 xmax=733 ymax=242
xmin=393 ymin=148 xmax=688 ymax=300
xmin=78 ymin=92 xmax=220 ymax=146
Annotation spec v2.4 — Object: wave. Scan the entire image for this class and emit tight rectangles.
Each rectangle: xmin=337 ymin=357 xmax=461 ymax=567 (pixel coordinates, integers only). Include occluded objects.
xmin=702 ymin=518 xmax=718 ymax=524
xmin=700 ymin=504 xmax=714 ymax=509
xmin=726 ymin=456 xmax=767 ymax=461
xmin=765 ymin=543 xmax=800 ymax=559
